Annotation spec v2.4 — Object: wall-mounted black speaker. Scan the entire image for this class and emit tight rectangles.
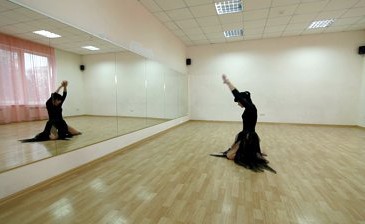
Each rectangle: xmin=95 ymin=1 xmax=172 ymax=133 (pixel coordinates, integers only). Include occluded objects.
xmin=80 ymin=65 xmax=85 ymax=71
xmin=186 ymin=58 xmax=191 ymax=65
xmin=359 ymin=46 xmax=365 ymax=55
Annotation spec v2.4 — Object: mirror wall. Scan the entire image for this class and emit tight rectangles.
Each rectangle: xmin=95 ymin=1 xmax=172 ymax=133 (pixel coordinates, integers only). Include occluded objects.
xmin=0 ymin=0 xmax=188 ymax=172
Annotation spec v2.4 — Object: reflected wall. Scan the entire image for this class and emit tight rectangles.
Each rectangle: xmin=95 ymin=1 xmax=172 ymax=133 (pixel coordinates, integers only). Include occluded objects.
xmin=0 ymin=0 xmax=188 ymax=173
xmin=54 ymin=50 xmax=189 ymax=154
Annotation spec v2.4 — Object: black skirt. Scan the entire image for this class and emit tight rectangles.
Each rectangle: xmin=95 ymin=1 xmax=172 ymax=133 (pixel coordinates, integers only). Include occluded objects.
xmin=234 ymin=131 xmax=268 ymax=169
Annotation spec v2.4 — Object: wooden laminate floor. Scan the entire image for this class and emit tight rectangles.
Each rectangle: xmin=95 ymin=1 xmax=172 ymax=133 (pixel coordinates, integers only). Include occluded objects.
xmin=0 ymin=121 xmax=364 ymax=223
xmin=0 ymin=116 xmax=168 ymax=172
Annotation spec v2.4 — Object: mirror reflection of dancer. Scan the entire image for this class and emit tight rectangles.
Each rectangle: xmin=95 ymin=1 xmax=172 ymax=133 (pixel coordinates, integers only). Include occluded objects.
xmin=211 ymin=74 xmax=268 ymax=170
xmin=29 ymin=80 xmax=81 ymax=141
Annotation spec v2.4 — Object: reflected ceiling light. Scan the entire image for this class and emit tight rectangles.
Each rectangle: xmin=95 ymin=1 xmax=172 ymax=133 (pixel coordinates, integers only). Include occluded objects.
xmin=224 ymin=29 xmax=243 ymax=37
xmin=308 ymin=19 xmax=335 ymax=29
xmin=33 ymin=30 xmax=61 ymax=38
xmin=215 ymin=0 xmax=243 ymax=15
xmin=82 ymin=46 xmax=100 ymax=51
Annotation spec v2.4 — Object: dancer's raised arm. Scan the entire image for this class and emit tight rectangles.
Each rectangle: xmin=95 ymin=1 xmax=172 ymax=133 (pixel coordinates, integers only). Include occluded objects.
xmin=54 ymin=80 xmax=68 ymax=93
xmin=222 ymin=74 xmax=236 ymax=91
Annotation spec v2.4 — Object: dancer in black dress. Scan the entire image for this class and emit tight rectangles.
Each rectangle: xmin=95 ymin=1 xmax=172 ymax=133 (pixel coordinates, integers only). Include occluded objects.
xmin=20 ymin=80 xmax=80 ymax=142
xmin=211 ymin=74 xmax=271 ymax=172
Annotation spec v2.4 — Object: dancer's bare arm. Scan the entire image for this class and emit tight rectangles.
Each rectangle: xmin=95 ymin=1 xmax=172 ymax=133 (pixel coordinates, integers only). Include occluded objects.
xmin=222 ymin=74 xmax=236 ymax=91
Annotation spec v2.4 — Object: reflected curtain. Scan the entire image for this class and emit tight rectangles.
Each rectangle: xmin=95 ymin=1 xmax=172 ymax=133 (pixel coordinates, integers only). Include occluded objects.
xmin=0 ymin=33 xmax=56 ymax=124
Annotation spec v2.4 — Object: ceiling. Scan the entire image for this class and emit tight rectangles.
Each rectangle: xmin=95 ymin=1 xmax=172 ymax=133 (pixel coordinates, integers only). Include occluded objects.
xmin=1 ymin=0 xmax=364 ymax=54
xmin=138 ymin=0 xmax=365 ymax=46
xmin=0 ymin=0 xmax=125 ymax=55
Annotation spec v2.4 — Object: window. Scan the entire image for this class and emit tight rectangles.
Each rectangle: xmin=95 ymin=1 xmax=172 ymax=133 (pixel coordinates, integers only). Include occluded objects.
xmin=0 ymin=39 xmax=55 ymax=106
xmin=0 ymin=33 xmax=56 ymax=123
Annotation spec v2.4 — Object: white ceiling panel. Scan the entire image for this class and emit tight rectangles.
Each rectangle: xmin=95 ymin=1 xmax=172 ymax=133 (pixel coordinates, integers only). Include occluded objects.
xmin=184 ymin=0 xmax=213 ymax=7
xmin=243 ymin=19 xmax=267 ymax=28
xmin=166 ymin=8 xmax=193 ymax=20
xmin=189 ymin=4 xmax=217 ymax=17
xmin=184 ymin=28 xmax=205 ymax=35
xmin=139 ymin=0 xmax=162 ymax=13
xmin=226 ymin=36 xmax=244 ymax=42
xmin=316 ymin=9 xmax=348 ymax=20
xmin=175 ymin=19 xmax=199 ymax=29
xmin=355 ymin=0 xmax=365 ymax=7
xmin=264 ymin=25 xmax=286 ymax=33
xmin=295 ymin=1 xmax=328 ymax=14
xmin=324 ymin=25 xmax=350 ymax=33
xmin=348 ymin=23 xmax=365 ymax=30
xmin=202 ymin=25 xmax=222 ymax=33
xmin=196 ymin=16 xmax=220 ymax=27
xmin=187 ymin=33 xmax=206 ymax=41
xmin=0 ymin=0 xmax=19 ymax=11
xmin=208 ymin=38 xmax=226 ymax=43
xmin=0 ymin=15 xmax=15 ymax=26
xmin=323 ymin=0 xmax=359 ymax=11
xmin=243 ymin=9 xmax=269 ymax=21
xmin=171 ymin=29 xmax=186 ymax=37
xmin=334 ymin=17 xmax=363 ymax=26
xmin=192 ymin=39 xmax=211 ymax=45
xmin=341 ymin=7 xmax=365 ymax=18
xmin=265 ymin=16 xmax=291 ymax=26
xmin=285 ymin=22 xmax=309 ymax=31
xmin=302 ymin=27 xmax=326 ymax=35
xmin=222 ymin=22 xmax=243 ymax=30
xmin=244 ymin=27 xmax=264 ymax=35
xmin=244 ymin=0 xmax=272 ymax=11
xmin=244 ymin=34 xmax=263 ymax=40
xmin=290 ymin=14 xmax=317 ymax=23
xmin=268 ymin=5 xmax=297 ymax=18
xmin=153 ymin=11 xmax=171 ymax=22
xmin=153 ymin=0 xmax=186 ymax=10
xmin=205 ymin=32 xmax=224 ymax=39
xmin=219 ymin=13 xmax=243 ymax=24
xmin=282 ymin=30 xmax=302 ymax=36
xmin=272 ymin=0 xmax=300 ymax=7
xmin=164 ymin=21 xmax=179 ymax=30
xmin=263 ymin=32 xmax=281 ymax=38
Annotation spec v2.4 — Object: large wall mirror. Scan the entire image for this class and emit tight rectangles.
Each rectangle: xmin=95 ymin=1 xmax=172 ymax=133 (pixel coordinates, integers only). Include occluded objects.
xmin=0 ymin=0 xmax=188 ymax=173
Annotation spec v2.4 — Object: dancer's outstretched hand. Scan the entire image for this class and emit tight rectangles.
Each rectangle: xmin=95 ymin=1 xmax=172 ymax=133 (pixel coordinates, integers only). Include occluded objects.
xmin=222 ymin=74 xmax=229 ymax=84
xmin=62 ymin=80 xmax=68 ymax=87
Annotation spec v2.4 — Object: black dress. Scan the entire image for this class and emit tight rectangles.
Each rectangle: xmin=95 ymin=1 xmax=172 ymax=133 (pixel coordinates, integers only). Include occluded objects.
xmin=231 ymin=89 xmax=268 ymax=169
xmin=27 ymin=91 xmax=70 ymax=141
xmin=44 ymin=91 xmax=70 ymax=138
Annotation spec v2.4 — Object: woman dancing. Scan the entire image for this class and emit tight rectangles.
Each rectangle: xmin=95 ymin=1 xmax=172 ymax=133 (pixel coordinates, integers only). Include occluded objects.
xmin=21 ymin=80 xmax=80 ymax=142
xmin=212 ymin=74 xmax=269 ymax=171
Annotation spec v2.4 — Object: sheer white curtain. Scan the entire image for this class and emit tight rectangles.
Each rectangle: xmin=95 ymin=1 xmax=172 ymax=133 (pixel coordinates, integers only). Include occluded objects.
xmin=0 ymin=33 xmax=56 ymax=124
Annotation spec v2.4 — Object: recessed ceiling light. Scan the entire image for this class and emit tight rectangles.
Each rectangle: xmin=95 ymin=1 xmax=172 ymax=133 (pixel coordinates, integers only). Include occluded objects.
xmin=308 ymin=19 xmax=335 ymax=29
xmin=215 ymin=0 xmax=243 ymax=15
xmin=33 ymin=30 xmax=61 ymax=38
xmin=82 ymin=46 xmax=100 ymax=51
xmin=224 ymin=29 xmax=243 ymax=38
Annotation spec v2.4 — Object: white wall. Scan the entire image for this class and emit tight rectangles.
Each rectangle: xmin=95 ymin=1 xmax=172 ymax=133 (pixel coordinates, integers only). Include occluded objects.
xmin=82 ymin=53 xmax=117 ymax=116
xmin=146 ymin=60 xmax=166 ymax=119
xmin=359 ymin=55 xmax=365 ymax=127
xmin=188 ymin=31 xmax=365 ymax=125
xmin=116 ymin=52 xmax=147 ymax=118
xmin=12 ymin=0 xmax=187 ymax=74
xmin=81 ymin=52 xmax=185 ymax=119
xmin=55 ymin=49 xmax=85 ymax=116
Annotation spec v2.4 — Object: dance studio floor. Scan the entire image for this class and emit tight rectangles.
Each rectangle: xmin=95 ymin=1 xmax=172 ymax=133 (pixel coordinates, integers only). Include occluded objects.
xmin=0 ymin=121 xmax=364 ymax=223
xmin=0 ymin=115 xmax=168 ymax=172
